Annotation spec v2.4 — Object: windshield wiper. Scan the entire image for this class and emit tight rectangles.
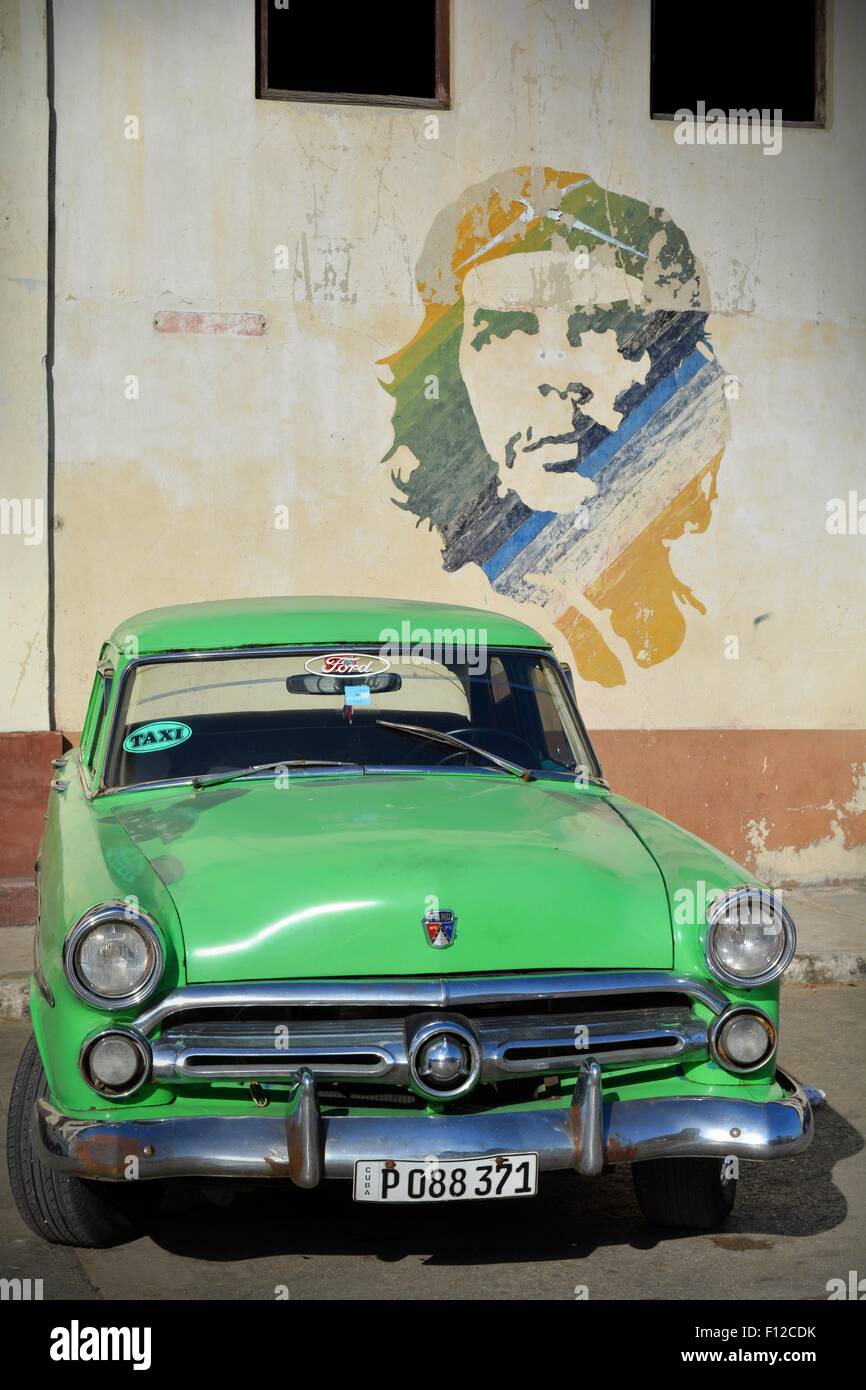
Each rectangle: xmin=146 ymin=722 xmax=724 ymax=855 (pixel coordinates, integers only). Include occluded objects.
xmin=376 ymin=721 xmax=534 ymax=782
xmin=191 ymin=760 xmax=360 ymax=791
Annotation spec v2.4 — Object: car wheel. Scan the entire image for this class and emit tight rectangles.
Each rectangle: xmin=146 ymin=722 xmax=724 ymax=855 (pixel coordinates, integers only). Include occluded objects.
xmin=631 ymin=1157 xmax=737 ymax=1230
xmin=6 ymin=1033 xmax=164 ymax=1248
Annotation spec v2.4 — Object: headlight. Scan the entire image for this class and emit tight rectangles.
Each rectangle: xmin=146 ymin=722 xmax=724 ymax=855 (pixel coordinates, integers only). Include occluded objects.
xmin=64 ymin=903 xmax=163 ymax=1008
xmin=710 ymin=1007 xmax=777 ymax=1073
xmin=80 ymin=1029 xmax=150 ymax=1096
xmin=705 ymin=886 xmax=796 ymax=987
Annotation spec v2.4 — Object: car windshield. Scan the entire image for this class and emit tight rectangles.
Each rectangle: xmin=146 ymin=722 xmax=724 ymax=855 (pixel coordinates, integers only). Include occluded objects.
xmin=104 ymin=648 xmax=596 ymax=789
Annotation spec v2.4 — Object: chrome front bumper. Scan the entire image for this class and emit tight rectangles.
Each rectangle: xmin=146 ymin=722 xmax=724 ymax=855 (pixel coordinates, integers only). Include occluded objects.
xmin=33 ymin=1065 xmax=813 ymax=1187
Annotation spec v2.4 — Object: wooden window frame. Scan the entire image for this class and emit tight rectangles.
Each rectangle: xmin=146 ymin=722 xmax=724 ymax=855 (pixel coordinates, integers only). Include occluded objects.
xmin=650 ymin=0 xmax=828 ymax=130
xmin=256 ymin=0 xmax=451 ymax=110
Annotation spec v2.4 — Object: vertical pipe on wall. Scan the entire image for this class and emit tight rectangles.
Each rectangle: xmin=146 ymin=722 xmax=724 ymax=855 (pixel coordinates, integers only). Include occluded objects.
xmin=45 ymin=0 xmax=56 ymax=730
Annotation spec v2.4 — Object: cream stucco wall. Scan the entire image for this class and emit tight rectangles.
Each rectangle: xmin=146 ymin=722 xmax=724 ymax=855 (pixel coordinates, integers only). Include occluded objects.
xmin=0 ymin=0 xmax=49 ymax=731
xmin=3 ymin=0 xmax=865 ymax=743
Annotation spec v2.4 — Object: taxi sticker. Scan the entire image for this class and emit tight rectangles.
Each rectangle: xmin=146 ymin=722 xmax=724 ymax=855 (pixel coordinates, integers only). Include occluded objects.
xmin=123 ymin=721 xmax=192 ymax=753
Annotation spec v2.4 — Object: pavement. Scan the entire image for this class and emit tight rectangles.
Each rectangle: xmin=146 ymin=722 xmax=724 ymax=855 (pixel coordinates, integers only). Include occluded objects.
xmin=0 ymin=884 xmax=862 ymax=1021
xmin=0 ymin=982 xmax=862 ymax=1300
xmin=782 ymin=885 xmax=866 ymax=984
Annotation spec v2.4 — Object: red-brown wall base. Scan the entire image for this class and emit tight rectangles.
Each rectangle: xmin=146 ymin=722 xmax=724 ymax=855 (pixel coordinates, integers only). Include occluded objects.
xmin=0 ymin=732 xmax=65 ymax=877
xmin=593 ymin=729 xmax=866 ymax=883
xmin=0 ymin=731 xmax=66 ymax=924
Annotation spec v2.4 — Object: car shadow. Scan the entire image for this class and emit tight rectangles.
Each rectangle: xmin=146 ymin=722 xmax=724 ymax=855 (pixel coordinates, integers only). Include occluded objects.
xmin=147 ymin=1101 xmax=860 ymax=1266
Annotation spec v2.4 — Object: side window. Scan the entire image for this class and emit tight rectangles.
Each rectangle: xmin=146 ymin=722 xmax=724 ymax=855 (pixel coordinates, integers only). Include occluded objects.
xmin=528 ymin=662 xmax=571 ymax=766
xmin=81 ymin=668 xmax=113 ymax=777
xmin=79 ymin=675 xmax=102 ymax=765
xmin=530 ymin=660 xmax=593 ymax=772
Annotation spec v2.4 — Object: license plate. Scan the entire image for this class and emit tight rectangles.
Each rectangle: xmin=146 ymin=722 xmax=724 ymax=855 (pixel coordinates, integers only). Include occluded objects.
xmin=352 ymin=1153 xmax=538 ymax=1203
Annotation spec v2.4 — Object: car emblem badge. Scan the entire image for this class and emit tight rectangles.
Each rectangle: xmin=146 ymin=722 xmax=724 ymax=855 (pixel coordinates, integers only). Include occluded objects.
xmin=423 ymin=908 xmax=457 ymax=949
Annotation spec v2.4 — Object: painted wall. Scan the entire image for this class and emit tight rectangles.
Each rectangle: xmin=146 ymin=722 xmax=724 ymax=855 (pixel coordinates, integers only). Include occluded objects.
xmin=2 ymin=0 xmax=864 ymax=880
xmin=0 ymin=0 xmax=49 ymax=729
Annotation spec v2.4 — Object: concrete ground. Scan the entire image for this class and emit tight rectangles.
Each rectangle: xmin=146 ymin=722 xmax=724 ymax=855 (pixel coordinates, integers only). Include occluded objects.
xmin=0 ymin=981 xmax=862 ymax=1301
xmin=783 ymin=885 xmax=866 ymax=983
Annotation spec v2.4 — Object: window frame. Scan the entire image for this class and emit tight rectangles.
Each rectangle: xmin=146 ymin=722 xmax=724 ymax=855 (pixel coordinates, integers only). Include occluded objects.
xmin=79 ymin=674 xmax=103 ymax=771
xmin=649 ymin=0 xmax=828 ymax=130
xmin=255 ymin=0 xmax=451 ymax=110
xmin=80 ymin=661 xmax=114 ymax=785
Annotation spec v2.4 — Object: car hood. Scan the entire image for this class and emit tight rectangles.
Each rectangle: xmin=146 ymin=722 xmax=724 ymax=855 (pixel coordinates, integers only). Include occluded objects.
xmin=110 ymin=773 xmax=674 ymax=983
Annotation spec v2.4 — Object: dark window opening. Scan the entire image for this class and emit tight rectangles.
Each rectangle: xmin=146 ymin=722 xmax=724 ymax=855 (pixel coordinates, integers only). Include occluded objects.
xmin=651 ymin=0 xmax=827 ymax=128
xmin=257 ymin=0 xmax=450 ymax=109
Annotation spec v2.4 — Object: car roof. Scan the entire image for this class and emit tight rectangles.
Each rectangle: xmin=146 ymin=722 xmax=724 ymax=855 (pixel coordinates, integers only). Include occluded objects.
xmin=108 ymin=596 xmax=551 ymax=656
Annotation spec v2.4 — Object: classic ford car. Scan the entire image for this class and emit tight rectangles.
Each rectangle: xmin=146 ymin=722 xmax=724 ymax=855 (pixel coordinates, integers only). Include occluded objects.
xmin=7 ymin=597 xmax=813 ymax=1246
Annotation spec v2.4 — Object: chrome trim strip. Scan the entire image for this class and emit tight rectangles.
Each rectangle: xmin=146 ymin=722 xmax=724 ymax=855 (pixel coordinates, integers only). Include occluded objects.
xmin=133 ymin=970 xmax=729 ymax=1036
xmin=97 ymin=763 xmax=548 ymax=799
xmin=77 ymin=746 xmax=98 ymax=801
xmin=153 ymin=1040 xmax=402 ymax=1082
xmin=480 ymin=1003 xmax=704 ymax=1065
xmin=32 ymin=1069 xmax=814 ymax=1183
xmin=149 ymin=1003 xmax=707 ymax=1085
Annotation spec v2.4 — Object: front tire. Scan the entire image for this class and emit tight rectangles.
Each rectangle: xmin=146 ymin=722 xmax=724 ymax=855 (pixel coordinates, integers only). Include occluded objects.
xmin=632 ymin=1157 xmax=736 ymax=1230
xmin=6 ymin=1033 xmax=163 ymax=1247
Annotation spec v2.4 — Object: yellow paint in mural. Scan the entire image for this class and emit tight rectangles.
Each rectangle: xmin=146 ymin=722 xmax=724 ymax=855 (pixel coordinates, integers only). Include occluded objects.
xmin=558 ymin=449 xmax=723 ymax=683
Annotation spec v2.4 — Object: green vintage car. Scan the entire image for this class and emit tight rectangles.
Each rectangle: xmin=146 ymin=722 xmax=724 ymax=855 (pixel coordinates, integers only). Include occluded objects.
xmin=7 ymin=597 xmax=813 ymax=1246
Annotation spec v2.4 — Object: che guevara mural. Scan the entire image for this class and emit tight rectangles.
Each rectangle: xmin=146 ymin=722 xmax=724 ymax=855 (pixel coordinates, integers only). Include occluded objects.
xmin=381 ymin=167 xmax=731 ymax=686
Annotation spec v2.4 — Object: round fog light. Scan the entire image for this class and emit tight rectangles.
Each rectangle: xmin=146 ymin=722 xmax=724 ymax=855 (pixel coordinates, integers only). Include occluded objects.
xmin=712 ymin=1009 xmax=776 ymax=1072
xmin=83 ymin=1031 xmax=149 ymax=1096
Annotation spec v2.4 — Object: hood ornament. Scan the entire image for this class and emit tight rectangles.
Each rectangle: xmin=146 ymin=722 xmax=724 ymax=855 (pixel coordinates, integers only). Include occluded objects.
xmin=423 ymin=908 xmax=457 ymax=949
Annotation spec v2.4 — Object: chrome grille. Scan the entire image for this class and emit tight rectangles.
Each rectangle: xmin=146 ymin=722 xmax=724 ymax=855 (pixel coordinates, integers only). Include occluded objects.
xmin=141 ymin=971 xmax=718 ymax=1087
